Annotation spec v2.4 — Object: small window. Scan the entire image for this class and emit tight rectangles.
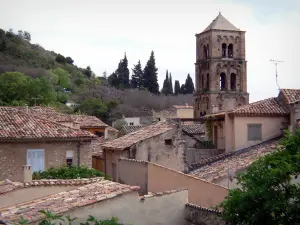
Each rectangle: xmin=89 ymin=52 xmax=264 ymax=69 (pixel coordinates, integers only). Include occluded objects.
xmin=129 ymin=122 xmax=134 ymax=125
xmin=94 ymin=131 xmax=104 ymax=137
xmin=165 ymin=139 xmax=173 ymax=145
xmin=66 ymin=150 xmax=74 ymax=166
xmin=248 ymin=124 xmax=262 ymax=141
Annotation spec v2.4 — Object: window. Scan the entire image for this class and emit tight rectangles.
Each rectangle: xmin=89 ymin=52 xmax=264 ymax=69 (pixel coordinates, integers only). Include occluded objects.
xmin=94 ymin=131 xmax=104 ymax=137
xmin=201 ymin=74 xmax=204 ymax=89
xmin=203 ymin=45 xmax=207 ymax=59
xmin=129 ymin=122 xmax=134 ymax=125
xmin=247 ymin=124 xmax=262 ymax=141
xmin=157 ymin=118 xmax=161 ymax=121
xmin=222 ymin=43 xmax=227 ymax=57
xmin=165 ymin=139 xmax=173 ymax=145
xmin=66 ymin=150 xmax=74 ymax=166
xmin=206 ymin=73 xmax=210 ymax=90
xmin=230 ymin=73 xmax=236 ymax=90
xmin=228 ymin=44 xmax=233 ymax=58
xmin=27 ymin=149 xmax=45 ymax=172
xmin=220 ymin=73 xmax=227 ymax=90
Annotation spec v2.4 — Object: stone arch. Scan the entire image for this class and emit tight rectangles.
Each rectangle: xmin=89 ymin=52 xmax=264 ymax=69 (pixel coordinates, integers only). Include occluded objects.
xmin=220 ymin=72 xmax=227 ymax=90
xmin=230 ymin=73 xmax=237 ymax=90
xmin=228 ymin=43 xmax=233 ymax=58
xmin=222 ymin=43 xmax=227 ymax=57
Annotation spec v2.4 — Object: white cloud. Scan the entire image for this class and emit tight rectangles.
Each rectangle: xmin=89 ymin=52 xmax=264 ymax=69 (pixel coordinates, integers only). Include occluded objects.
xmin=0 ymin=0 xmax=298 ymax=102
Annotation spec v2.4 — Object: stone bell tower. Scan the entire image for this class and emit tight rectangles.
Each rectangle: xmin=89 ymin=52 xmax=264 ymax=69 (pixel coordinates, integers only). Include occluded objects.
xmin=194 ymin=13 xmax=249 ymax=118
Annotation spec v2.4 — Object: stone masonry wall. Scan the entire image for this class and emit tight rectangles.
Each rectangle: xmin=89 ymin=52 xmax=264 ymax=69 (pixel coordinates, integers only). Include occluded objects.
xmin=185 ymin=148 xmax=225 ymax=166
xmin=185 ymin=203 xmax=225 ymax=225
xmin=0 ymin=141 xmax=92 ymax=181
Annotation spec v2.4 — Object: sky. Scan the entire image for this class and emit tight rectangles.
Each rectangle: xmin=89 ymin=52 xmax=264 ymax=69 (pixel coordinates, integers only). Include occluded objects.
xmin=0 ymin=0 xmax=299 ymax=102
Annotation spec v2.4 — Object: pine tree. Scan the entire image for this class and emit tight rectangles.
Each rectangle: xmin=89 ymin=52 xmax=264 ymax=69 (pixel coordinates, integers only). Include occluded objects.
xmin=116 ymin=54 xmax=130 ymax=89
xmin=143 ymin=51 xmax=159 ymax=94
xmin=174 ymin=80 xmax=181 ymax=95
xmin=169 ymin=73 xmax=173 ymax=95
xmin=184 ymin=74 xmax=195 ymax=94
xmin=108 ymin=72 xmax=119 ymax=87
xmin=0 ymin=40 xmax=6 ymax=52
xmin=161 ymin=70 xmax=169 ymax=95
xmin=180 ymin=84 xmax=186 ymax=94
xmin=131 ymin=60 xmax=143 ymax=89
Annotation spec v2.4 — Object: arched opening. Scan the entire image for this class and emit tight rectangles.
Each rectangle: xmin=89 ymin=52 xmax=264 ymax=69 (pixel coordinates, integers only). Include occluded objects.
xmin=220 ymin=73 xmax=227 ymax=91
xmin=207 ymin=44 xmax=209 ymax=58
xmin=201 ymin=74 xmax=204 ymax=90
xmin=230 ymin=73 xmax=236 ymax=90
xmin=200 ymin=111 xmax=203 ymax=117
xmin=203 ymin=46 xmax=207 ymax=59
xmin=203 ymin=111 xmax=206 ymax=116
xmin=222 ymin=43 xmax=227 ymax=57
xmin=228 ymin=44 xmax=233 ymax=58
xmin=206 ymin=73 xmax=210 ymax=90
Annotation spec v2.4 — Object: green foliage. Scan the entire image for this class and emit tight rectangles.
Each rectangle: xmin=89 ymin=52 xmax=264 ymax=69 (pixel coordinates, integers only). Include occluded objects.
xmin=131 ymin=60 xmax=143 ymax=89
xmin=77 ymin=98 xmax=108 ymax=120
xmin=180 ymin=84 xmax=186 ymax=94
xmin=0 ymin=40 xmax=6 ymax=51
xmin=184 ymin=74 xmax=195 ymax=94
xmin=143 ymin=51 xmax=159 ymax=94
xmin=55 ymin=54 xmax=66 ymax=63
xmin=109 ymin=54 xmax=130 ymax=89
xmin=65 ymin=56 xmax=74 ymax=64
xmin=51 ymin=68 xmax=71 ymax=89
xmin=83 ymin=66 xmax=92 ymax=78
xmin=113 ymin=119 xmax=128 ymax=131
xmin=174 ymin=80 xmax=180 ymax=95
xmin=32 ymin=165 xmax=104 ymax=180
xmin=219 ymin=129 xmax=300 ymax=225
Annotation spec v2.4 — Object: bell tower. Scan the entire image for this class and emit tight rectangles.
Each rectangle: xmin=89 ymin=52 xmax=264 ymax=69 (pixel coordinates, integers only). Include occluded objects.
xmin=194 ymin=13 xmax=249 ymax=117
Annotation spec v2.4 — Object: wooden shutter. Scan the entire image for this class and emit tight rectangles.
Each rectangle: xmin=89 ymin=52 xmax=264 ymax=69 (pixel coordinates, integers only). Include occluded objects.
xmin=247 ymin=124 xmax=262 ymax=141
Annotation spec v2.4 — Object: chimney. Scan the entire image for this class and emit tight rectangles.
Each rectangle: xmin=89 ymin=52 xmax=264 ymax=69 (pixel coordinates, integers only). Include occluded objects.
xmin=23 ymin=165 xmax=32 ymax=183
xmin=212 ymin=105 xmax=219 ymax=113
xmin=185 ymin=103 xmax=188 ymax=108
xmin=25 ymin=105 xmax=29 ymax=113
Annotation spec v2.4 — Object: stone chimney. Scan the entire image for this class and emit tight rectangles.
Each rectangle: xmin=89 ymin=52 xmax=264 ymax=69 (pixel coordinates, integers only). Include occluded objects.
xmin=23 ymin=165 xmax=32 ymax=182
xmin=185 ymin=103 xmax=188 ymax=108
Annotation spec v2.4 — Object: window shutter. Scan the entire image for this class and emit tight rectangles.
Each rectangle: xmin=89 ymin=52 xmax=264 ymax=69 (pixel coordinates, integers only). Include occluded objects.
xmin=248 ymin=124 xmax=262 ymax=141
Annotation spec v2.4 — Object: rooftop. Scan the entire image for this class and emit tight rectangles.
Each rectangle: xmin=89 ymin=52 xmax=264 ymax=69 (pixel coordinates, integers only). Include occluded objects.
xmin=71 ymin=115 xmax=109 ymax=128
xmin=173 ymin=104 xmax=193 ymax=109
xmin=202 ymin=13 xmax=240 ymax=33
xmin=102 ymin=122 xmax=175 ymax=150
xmin=120 ymin=125 xmax=143 ymax=135
xmin=230 ymin=97 xmax=289 ymax=117
xmin=280 ymin=88 xmax=300 ymax=104
xmin=0 ymin=107 xmax=95 ymax=142
xmin=0 ymin=180 xmax=139 ymax=223
xmin=91 ymin=137 xmax=104 ymax=158
xmin=190 ymin=139 xmax=280 ymax=182
xmin=181 ymin=124 xmax=205 ymax=135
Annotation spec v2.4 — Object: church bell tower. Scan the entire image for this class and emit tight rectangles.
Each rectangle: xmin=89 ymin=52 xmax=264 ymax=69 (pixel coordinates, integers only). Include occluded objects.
xmin=194 ymin=13 xmax=249 ymax=117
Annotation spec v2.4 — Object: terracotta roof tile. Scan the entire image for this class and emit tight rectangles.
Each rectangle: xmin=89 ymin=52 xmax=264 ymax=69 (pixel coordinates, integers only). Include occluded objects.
xmin=71 ymin=115 xmax=108 ymax=128
xmin=0 ymin=108 xmax=95 ymax=141
xmin=181 ymin=124 xmax=205 ymax=135
xmin=121 ymin=125 xmax=143 ymax=135
xmin=190 ymin=139 xmax=281 ymax=182
xmin=102 ymin=122 xmax=175 ymax=150
xmin=280 ymin=88 xmax=300 ymax=104
xmin=0 ymin=180 xmax=140 ymax=223
xmin=231 ymin=97 xmax=289 ymax=116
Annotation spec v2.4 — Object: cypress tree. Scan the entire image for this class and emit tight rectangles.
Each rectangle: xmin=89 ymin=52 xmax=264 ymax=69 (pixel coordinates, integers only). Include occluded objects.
xmin=180 ymin=84 xmax=186 ymax=94
xmin=0 ymin=40 xmax=6 ymax=52
xmin=184 ymin=74 xmax=195 ymax=94
xmin=143 ymin=51 xmax=159 ymax=94
xmin=169 ymin=73 xmax=173 ymax=95
xmin=174 ymin=80 xmax=181 ymax=95
xmin=122 ymin=53 xmax=130 ymax=88
xmin=161 ymin=70 xmax=169 ymax=95
xmin=131 ymin=60 xmax=143 ymax=89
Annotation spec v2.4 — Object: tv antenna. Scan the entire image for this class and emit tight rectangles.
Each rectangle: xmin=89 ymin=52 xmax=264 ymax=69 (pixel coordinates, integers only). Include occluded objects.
xmin=270 ymin=59 xmax=284 ymax=90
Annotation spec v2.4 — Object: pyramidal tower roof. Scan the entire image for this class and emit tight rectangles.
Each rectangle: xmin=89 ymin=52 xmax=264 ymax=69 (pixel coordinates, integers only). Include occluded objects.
xmin=202 ymin=12 xmax=240 ymax=32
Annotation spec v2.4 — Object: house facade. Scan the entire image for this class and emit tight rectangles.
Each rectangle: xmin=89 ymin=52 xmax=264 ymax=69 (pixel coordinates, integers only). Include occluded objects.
xmin=0 ymin=107 xmax=95 ymax=181
xmin=152 ymin=104 xmax=194 ymax=123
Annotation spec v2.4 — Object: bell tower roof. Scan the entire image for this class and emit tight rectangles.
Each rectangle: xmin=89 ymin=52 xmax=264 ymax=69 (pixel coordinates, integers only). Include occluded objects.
xmin=202 ymin=13 xmax=240 ymax=32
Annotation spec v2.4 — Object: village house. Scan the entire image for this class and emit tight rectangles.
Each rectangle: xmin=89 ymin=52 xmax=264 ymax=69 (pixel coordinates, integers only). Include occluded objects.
xmin=0 ymin=107 xmax=96 ymax=181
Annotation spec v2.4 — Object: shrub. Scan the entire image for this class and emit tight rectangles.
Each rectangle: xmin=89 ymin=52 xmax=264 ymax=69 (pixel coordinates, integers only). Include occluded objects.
xmin=32 ymin=165 xmax=104 ymax=180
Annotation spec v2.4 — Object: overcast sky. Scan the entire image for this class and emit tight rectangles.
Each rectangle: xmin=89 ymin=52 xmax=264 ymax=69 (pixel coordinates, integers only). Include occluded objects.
xmin=0 ymin=0 xmax=299 ymax=102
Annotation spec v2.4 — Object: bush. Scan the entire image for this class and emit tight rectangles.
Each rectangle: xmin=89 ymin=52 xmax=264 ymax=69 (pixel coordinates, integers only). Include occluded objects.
xmin=32 ymin=165 xmax=104 ymax=180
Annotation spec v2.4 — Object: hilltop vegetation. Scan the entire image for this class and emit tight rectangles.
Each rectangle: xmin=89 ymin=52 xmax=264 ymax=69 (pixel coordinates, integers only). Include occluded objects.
xmin=0 ymin=28 xmax=194 ymax=124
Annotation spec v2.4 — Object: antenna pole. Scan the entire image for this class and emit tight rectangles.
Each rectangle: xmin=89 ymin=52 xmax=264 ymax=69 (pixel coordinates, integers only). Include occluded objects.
xmin=270 ymin=59 xmax=284 ymax=90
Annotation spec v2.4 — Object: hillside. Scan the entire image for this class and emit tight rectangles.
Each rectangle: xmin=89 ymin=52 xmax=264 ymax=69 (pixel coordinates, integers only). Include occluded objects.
xmin=0 ymin=28 xmax=194 ymax=124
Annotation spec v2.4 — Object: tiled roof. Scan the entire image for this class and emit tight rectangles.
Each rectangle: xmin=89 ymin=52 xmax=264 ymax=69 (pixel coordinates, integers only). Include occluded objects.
xmin=107 ymin=126 xmax=119 ymax=133
xmin=71 ymin=115 xmax=108 ymax=128
xmin=91 ymin=137 xmax=104 ymax=157
xmin=102 ymin=122 xmax=175 ymax=150
xmin=181 ymin=124 xmax=205 ymax=135
xmin=121 ymin=125 xmax=143 ymax=135
xmin=230 ymin=97 xmax=289 ymax=116
xmin=0 ymin=180 xmax=140 ymax=223
xmin=202 ymin=13 xmax=240 ymax=32
xmin=0 ymin=180 xmax=23 ymax=195
xmin=190 ymin=139 xmax=281 ymax=182
xmin=0 ymin=107 xmax=95 ymax=141
xmin=18 ymin=106 xmax=73 ymax=122
xmin=280 ymin=88 xmax=300 ymax=104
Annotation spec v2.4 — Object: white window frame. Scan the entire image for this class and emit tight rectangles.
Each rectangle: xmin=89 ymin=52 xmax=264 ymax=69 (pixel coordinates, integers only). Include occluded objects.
xmin=27 ymin=149 xmax=45 ymax=172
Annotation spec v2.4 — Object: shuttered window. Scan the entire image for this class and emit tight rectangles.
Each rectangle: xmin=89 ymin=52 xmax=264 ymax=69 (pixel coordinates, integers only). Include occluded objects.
xmin=248 ymin=124 xmax=262 ymax=141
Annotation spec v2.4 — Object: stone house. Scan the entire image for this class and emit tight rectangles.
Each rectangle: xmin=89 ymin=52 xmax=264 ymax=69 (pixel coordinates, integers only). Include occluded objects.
xmin=152 ymin=104 xmax=194 ymax=123
xmin=0 ymin=107 xmax=96 ymax=181
xmin=101 ymin=122 xmax=187 ymax=181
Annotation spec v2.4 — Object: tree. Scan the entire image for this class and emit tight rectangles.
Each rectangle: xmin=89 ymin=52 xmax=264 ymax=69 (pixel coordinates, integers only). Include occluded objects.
xmin=17 ymin=30 xmax=24 ymax=39
xmin=184 ymin=74 xmax=195 ymax=94
xmin=23 ymin=31 xmax=31 ymax=41
xmin=108 ymin=72 xmax=119 ymax=87
xmin=65 ymin=57 xmax=74 ymax=64
xmin=0 ymin=40 xmax=6 ymax=52
xmin=143 ymin=51 xmax=159 ymax=94
xmin=83 ymin=66 xmax=92 ymax=78
xmin=131 ymin=60 xmax=143 ymax=89
xmin=78 ymin=98 xmax=108 ymax=120
xmin=174 ymin=80 xmax=181 ymax=95
xmin=180 ymin=84 xmax=186 ymax=94
xmin=161 ymin=70 xmax=169 ymax=95
xmin=169 ymin=73 xmax=173 ymax=94
xmin=219 ymin=130 xmax=300 ymax=225
xmin=55 ymin=54 xmax=66 ymax=63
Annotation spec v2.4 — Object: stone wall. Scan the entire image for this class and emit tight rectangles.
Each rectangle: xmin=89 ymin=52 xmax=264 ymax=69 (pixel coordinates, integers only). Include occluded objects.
xmin=185 ymin=203 xmax=225 ymax=225
xmin=0 ymin=141 xmax=92 ymax=181
xmin=185 ymin=148 xmax=225 ymax=166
